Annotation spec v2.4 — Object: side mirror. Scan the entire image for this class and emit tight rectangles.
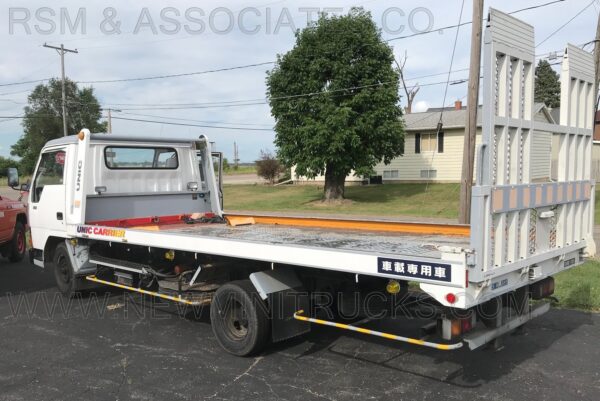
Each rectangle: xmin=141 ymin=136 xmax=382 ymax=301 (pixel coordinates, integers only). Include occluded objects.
xmin=7 ymin=168 xmax=19 ymax=188
xmin=20 ymin=183 xmax=30 ymax=192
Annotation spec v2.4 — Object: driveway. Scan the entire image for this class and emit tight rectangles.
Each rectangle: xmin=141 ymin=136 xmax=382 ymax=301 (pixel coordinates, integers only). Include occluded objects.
xmin=0 ymin=259 xmax=598 ymax=401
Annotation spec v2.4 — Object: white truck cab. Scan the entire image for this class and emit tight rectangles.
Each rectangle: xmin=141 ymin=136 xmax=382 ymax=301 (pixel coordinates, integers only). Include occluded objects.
xmin=29 ymin=133 xmax=222 ymax=259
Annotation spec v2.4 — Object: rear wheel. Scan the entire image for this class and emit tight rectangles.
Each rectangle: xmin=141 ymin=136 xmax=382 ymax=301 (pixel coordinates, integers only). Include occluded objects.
xmin=8 ymin=222 xmax=26 ymax=262
xmin=478 ymin=297 xmax=503 ymax=329
xmin=53 ymin=242 xmax=82 ymax=298
xmin=210 ymin=280 xmax=270 ymax=356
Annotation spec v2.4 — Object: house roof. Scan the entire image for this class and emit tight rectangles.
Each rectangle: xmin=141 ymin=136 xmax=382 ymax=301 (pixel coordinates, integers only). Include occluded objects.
xmin=550 ymin=107 xmax=560 ymax=124
xmin=405 ymin=103 xmax=552 ymax=131
xmin=404 ymin=106 xmax=482 ymax=131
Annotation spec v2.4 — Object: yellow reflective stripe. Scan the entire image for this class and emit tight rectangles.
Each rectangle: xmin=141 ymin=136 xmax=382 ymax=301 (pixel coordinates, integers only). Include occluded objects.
xmin=293 ymin=310 xmax=462 ymax=351
xmin=86 ymin=276 xmax=200 ymax=306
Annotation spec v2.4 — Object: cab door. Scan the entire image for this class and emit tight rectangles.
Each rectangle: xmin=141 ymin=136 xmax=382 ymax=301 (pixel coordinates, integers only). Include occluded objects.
xmin=0 ymin=196 xmax=12 ymax=242
xmin=29 ymin=149 xmax=67 ymax=251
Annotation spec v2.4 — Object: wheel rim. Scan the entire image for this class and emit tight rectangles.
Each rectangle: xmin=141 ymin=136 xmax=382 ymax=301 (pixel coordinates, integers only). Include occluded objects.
xmin=223 ymin=299 xmax=249 ymax=340
xmin=16 ymin=231 xmax=25 ymax=254
xmin=56 ymin=254 xmax=72 ymax=286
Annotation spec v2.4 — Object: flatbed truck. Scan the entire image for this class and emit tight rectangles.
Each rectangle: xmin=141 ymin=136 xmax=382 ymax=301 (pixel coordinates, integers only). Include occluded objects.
xmin=24 ymin=9 xmax=597 ymax=356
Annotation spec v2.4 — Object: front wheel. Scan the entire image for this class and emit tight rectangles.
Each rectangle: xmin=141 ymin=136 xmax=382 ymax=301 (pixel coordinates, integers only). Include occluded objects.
xmin=210 ymin=280 xmax=270 ymax=356
xmin=53 ymin=242 xmax=82 ymax=298
xmin=8 ymin=222 xmax=26 ymax=262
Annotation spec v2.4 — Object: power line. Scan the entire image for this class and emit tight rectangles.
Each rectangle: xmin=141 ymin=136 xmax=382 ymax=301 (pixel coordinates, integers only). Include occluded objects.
xmin=426 ymin=0 xmax=466 ymax=195
xmin=0 ymin=115 xmax=60 ymax=119
xmin=0 ymin=0 xmax=567 ymax=90
xmin=117 ymin=111 xmax=274 ymax=127
xmin=110 ymin=116 xmax=274 ymax=131
xmin=386 ymin=0 xmax=566 ymax=43
xmin=439 ymin=0 xmax=466 ymax=125
xmin=107 ymin=78 xmax=469 ymax=111
xmin=0 ymin=78 xmax=49 ymax=88
xmin=69 ymin=1 xmax=570 ymax=86
xmin=0 ymin=117 xmax=21 ymax=124
xmin=0 ymin=89 xmax=34 ymax=97
xmin=77 ymin=61 xmax=274 ymax=84
xmin=536 ymin=0 xmax=596 ymax=48
xmin=2 ymin=66 xmax=476 ymax=113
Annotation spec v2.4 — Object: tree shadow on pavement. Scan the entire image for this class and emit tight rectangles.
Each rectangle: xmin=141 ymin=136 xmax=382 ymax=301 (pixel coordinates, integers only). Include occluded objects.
xmin=272 ymin=308 xmax=593 ymax=389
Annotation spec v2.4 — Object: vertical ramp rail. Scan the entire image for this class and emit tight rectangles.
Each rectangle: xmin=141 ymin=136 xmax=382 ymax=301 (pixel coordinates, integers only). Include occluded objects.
xmin=470 ymin=9 xmax=595 ymax=288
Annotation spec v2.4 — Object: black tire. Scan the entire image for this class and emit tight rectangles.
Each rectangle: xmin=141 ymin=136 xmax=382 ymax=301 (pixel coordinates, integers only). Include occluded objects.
xmin=478 ymin=297 xmax=503 ymax=329
xmin=210 ymin=280 xmax=270 ymax=356
xmin=8 ymin=222 xmax=26 ymax=262
xmin=53 ymin=242 xmax=81 ymax=298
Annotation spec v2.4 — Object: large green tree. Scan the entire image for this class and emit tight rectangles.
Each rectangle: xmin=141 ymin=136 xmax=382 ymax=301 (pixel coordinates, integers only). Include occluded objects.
xmin=11 ymin=78 xmax=106 ymax=173
xmin=266 ymin=8 xmax=404 ymax=201
xmin=535 ymin=60 xmax=561 ymax=108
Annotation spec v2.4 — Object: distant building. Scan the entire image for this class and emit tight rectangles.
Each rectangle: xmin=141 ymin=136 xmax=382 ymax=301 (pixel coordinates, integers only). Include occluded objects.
xmin=293 ymin=101 xmax=557 ymax=184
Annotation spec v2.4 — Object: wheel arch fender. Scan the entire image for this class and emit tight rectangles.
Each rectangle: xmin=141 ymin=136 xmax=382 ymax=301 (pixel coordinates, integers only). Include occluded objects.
xmin=249 ymin=269 xmax=310 ymax=342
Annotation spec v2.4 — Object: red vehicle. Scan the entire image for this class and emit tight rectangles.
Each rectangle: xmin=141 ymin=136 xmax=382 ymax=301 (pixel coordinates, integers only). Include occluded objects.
xmin=1 ymin=168 xmax=28 ymax=262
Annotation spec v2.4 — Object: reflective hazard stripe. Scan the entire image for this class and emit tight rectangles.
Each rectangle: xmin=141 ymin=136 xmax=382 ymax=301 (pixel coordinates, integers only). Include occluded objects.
xmin=85 ymin=275 xmax=205 ymax=306
xmin=293 ymin=310 xmax=462 ymax=351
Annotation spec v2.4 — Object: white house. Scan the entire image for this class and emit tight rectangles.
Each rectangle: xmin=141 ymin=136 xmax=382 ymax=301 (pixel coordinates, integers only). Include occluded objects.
xmin=293 ymin=101 xmax=557 ymax=184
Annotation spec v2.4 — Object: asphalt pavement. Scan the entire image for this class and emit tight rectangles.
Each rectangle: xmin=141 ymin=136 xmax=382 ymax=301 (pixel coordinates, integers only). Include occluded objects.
xmin=1 ymin=258 xmax=599 ymax=401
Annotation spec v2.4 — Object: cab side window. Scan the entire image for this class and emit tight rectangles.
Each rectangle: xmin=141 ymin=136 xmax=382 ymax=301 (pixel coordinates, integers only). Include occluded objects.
xmin=32 ymin=150 xmax=65 ymax=203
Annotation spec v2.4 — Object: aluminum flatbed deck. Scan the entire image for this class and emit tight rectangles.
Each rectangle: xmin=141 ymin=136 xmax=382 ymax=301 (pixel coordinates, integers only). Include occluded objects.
xmin=72 ymin=216 xmax=470 ymax=290
xmin=156 ymin=222 xmax=469 ymax=260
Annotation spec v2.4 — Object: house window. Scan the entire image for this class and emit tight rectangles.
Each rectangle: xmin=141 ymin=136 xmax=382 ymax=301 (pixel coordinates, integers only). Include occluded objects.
xmin=415 ymin=132 xmax=444 ymax=153
xmin=421 ymin=133 xmax=437 ymax=152
xmin=383 ymin=170 xmax=399 ymax=179
xmin=420 ymin=169 xmax=437 ymax=179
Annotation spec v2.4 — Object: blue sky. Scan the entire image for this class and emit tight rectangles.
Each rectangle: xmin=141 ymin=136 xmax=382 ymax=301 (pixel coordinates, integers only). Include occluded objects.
xmin=0 ymin=0 xmax=597 ymax=162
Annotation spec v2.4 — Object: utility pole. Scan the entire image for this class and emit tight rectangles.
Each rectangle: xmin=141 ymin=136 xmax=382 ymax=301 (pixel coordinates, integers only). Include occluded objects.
xmin=458 ymin=0 xmax=484 ymax=224
xmin=233 ymin=142 xmax=240 ymax=169
xmin=43 ymin=43 xmax=78 ymax=137
xmin=593 ymin=14 xmax=600 ymax=114
xmin=107 ymin=109 xmax=112 ymax=134
xmin=106 ymin=108 xmax=121 ymax=133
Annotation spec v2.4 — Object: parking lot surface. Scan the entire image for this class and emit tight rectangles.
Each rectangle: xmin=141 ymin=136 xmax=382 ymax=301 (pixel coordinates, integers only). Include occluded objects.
xmin=1 ymin=259 xmax=598 ymax=401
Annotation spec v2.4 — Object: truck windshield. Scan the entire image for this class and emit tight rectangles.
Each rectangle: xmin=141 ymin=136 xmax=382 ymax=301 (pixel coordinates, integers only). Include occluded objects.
xmin=104 ymin=147 xmax=178 ymax=169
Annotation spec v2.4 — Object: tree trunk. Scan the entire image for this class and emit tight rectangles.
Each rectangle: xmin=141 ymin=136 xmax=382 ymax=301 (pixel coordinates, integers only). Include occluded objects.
xmin=324 ymin=165 xmax=346 ymax=201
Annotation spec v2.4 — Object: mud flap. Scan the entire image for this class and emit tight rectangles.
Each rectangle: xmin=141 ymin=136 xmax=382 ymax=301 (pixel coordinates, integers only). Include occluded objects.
xmin=464 ymin=302 xmax=550 ymax=350
xmin=250 ymin=270 xmax=310 ymax=342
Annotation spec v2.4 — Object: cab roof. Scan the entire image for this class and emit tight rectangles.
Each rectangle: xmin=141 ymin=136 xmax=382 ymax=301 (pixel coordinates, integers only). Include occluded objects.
xmin=44 ymin=133 xmax=207 ymax=148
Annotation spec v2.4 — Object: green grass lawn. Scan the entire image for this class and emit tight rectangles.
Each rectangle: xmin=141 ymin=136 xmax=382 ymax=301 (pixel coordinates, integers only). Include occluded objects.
xmin=223 ymin=183 xmax=600 ymax=312
xmin=554 ymin=261 xmax=600 ymax=312
xmin=224 ymin=183 xmax=461 ymax=219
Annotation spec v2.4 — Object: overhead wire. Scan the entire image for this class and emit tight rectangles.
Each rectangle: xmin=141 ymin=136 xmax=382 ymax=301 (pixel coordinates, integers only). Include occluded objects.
xmin=425 ymin=0 xmax=466 ymax=195
xmin=0 ymin=0 xmax=568 ymax=89
xmin=536 ymin=0 xmax=596 ymax=48
xmin=109 ymin=116 xmax=274 ymax=131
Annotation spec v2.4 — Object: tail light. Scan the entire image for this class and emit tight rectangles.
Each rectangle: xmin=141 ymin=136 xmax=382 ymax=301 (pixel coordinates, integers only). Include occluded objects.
xmin=530 ymin=277 xmax=555 ymax=300
xmin=445 ymin=293 xmax=457 ymax=304
xmin=442 ymin=315 xmax=475 ymax=340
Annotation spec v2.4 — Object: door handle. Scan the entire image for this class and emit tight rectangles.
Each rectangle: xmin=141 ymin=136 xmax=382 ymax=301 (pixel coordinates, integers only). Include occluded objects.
xmin=56 ymin=212 xmax=63 ymax=221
